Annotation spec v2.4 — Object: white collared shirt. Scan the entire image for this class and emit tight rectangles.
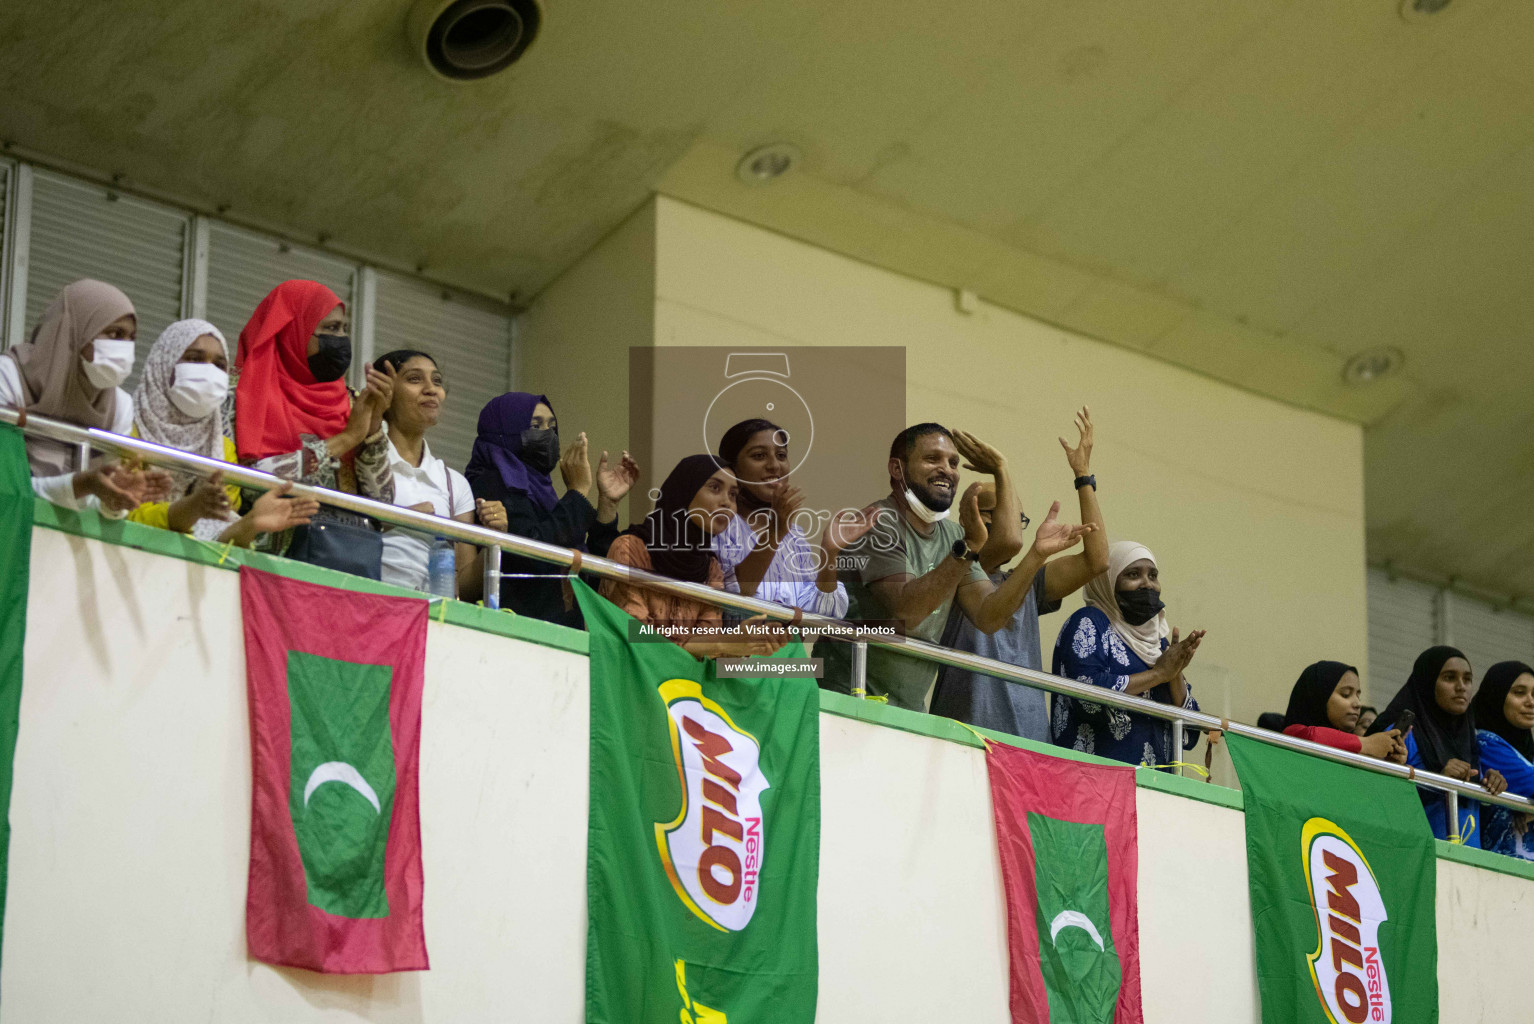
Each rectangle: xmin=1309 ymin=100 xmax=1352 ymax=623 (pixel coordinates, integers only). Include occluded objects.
xmin=380 ymin=434 xmax=474 ymax=590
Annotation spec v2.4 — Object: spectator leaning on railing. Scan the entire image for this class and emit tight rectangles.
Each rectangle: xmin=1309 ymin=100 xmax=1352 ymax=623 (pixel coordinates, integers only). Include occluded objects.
xmin=602 ymin=454 xmax=785 ymax=661
xmin=931 ymin=406 xmax=1110 ymax=741
xmin=818 ymin=423 xmax=1093 ymax=711
xmin=1281 ymin=661 xmax=1405 ymax=762
xmin=712 ymin=417 xmax=862 ymax=619
xmin=1470 ymin=661 xmax=1534 ymax=860
xmin=1049 ymin=540 xmax=1204 ymax=769
xmin=1369 ymin=646 xmax=1507 ymax=846
xmin=129 ymin=318 xmax=317 ymax=547
xmin=0 ymin=279 xmax=172 ymax=515
xmin=466 ymin=392 xmax=638 ymax=628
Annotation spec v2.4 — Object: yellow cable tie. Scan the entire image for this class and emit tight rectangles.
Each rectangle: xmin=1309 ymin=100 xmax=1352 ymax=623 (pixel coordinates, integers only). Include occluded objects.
xmin=953 ymin=720 xmax=993 ymax=750
xmin=1151 ymin=760 xmax=1211 ymax=778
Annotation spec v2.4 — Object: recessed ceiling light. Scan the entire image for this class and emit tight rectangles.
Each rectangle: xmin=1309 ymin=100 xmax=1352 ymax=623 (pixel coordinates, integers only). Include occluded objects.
xmin=1399 ymin=0 xmax=1452 ymax=23
xmin=1342 ymin=347 xmax=1404 ymax=386
xmin=736 ymin=143 xmax=801 ymax=185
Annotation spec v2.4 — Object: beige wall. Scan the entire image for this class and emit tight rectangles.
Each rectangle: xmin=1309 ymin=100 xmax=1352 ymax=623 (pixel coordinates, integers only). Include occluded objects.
xmin=6 ymin=526 xmax=1527 ymax=1022
xmin=522 ymin=195 xmax=1366 ymax=762
xmin=515 ymin=199 xmax=657 ymax=520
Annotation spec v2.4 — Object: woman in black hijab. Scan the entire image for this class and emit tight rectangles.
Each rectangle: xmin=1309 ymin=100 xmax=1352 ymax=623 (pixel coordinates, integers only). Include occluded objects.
xmin=1282 ymin=660 xmax=1404 ymax=761
xmin=1470 ymin=661 xmax=1534 ymax=860
xmin=1369 ymin=646 xmax=1507 ymax=844
xmin=601 ymin=455 xmax=786 ymax=659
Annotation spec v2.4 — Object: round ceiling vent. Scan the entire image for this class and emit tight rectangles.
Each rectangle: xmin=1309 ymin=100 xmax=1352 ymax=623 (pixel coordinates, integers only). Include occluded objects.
xmin=1399 ymin=0 xmax=1453 ymax=22
xmin=407 ymin=0 xmax=542 ymax=82
xmin=1342 ymin=346 xmax=1404 ymax=386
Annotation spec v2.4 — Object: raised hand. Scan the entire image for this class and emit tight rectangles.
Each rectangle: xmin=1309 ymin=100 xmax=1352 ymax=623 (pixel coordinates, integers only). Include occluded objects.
xmin=1059 ymin=405 xmax=1094 ymax=477
xmin=361 ymin=360 xmax=397 ymax=437
xmin=596 ymin=449 xmax=640 ymax=503
xmin=560 ymin=431 xmax=593 ymax=496
xmin=475 ymin=498 xmax=509 ymax=532
xmin=1028 ymin=500 xmax=1097 ymax=558
xmin=769 ymin=483 xmax=806 ymax=540
xmin=168 ymin=470 xmax=234 ymax=531
xmin=1154 ymin=627 xmax=1205 ymax=682
xmin=951 ymin=429 xmax=1007 ymax=475
xmin=244 ymin=481 xmax=319 ymax=534
xmin=822 ymin=506 xmax=878 ymax=555
xmin=959 ymin=481 xmax=988 ymax=551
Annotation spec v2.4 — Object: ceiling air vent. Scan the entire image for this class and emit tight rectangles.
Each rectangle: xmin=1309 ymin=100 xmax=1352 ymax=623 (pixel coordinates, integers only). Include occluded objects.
xmin=407 ymin=0 xmax=542 ymax=82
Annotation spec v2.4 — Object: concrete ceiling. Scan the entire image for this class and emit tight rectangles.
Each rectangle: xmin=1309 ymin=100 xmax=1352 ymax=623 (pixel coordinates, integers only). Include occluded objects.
xmin=3 ymin=0 xmax=1532 ymax=598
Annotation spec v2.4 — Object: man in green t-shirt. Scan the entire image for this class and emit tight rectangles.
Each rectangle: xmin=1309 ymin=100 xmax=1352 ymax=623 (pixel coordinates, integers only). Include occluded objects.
xmin=820 ymin=423 xmax=1094 ymax=710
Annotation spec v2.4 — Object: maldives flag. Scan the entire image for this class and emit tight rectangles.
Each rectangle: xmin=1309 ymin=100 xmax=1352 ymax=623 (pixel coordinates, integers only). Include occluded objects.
xmin=986 ymin=741 xmax=1143 ymax=1024
xmin=239 ymin=566 xmax=429 ymax=973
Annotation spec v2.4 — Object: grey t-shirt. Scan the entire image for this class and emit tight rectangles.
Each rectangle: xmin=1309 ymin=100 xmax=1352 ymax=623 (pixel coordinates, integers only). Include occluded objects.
xmin=929 ymin=568 xmax=1061 ymax=741
xmin=819 ymin=496 xmax=987 ymax=711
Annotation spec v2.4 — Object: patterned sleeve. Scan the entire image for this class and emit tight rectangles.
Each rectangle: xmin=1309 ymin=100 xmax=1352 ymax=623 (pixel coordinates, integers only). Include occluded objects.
xmin=351 ymin=427 xmax=395 ymax=503
xmin=1057 ymin=609 xmax=1132 ymax=693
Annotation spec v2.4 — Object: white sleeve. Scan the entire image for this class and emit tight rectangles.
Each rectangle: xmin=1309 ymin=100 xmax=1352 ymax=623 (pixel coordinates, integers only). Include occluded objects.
xmin=807 ymin=580 xmax=849 ymax=619
xmin=448 ymin=469 xmax=476 ymax=518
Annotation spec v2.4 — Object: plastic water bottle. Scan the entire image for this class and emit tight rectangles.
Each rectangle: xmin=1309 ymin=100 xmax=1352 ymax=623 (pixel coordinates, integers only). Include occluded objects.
xmin=427 ymin=537 xmax=456 ymax=599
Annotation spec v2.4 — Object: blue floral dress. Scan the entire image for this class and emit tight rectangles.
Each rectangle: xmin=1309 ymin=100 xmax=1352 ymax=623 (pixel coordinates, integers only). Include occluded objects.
xmin=1049 ymin=606 xmax=1199 ymax=769
xmin=1475 ymin=730 xmax=1534 ymax=860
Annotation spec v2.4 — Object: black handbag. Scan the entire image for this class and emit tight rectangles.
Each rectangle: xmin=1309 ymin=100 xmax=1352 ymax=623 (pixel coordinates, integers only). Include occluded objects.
xmin=284 ymin=512 xmax=384 ymax=580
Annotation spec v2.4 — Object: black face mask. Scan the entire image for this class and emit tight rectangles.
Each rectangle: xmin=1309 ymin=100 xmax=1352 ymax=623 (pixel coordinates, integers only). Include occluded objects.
xmin=518 ymin=427 xmax=560 ymax=474
xmin=308 ymin=333 xmax=352 ymax=383
xmin=1116 ymin=586 xmax=1165 ymax=626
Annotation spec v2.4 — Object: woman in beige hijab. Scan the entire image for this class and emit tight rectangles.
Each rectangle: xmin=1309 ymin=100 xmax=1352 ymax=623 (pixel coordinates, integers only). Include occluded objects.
xmin=0 ymin=279 xmax=170 ymax=515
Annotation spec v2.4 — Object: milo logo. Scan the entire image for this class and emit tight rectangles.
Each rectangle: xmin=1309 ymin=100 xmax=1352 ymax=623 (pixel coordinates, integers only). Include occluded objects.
xmin=1302 ymin=818 xmax=1392 ymax=1024
xmin=656 ymin=679 xmax=768 ymax=932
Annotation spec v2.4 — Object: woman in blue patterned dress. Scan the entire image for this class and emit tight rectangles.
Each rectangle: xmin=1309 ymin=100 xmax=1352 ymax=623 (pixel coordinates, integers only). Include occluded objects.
xmin=1470 ymin=661 xmax=1534 ymax=860
xmin=1050 ymin=540 xmax=1205 ymax=768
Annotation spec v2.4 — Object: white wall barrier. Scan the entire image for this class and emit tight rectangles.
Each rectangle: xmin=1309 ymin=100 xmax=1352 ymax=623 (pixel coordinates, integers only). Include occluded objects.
xmin=3 ymin=522 xmax=1531 ymax=1022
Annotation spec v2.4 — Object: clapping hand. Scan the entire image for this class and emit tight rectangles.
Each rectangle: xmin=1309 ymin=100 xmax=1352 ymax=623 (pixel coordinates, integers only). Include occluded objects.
xmin=1153 ymin=626 xmax=1205 ymax=683
xmin=959 ymin=482 xmax=988 ymax=551
xmin=951 ymin=429 xmax=1007 ymax=475
xmin=244 ymin=481 xmax=319 ymax=534
xmin=1059 ymin=406 xmax=1093 ymax=477
xmin=596 ymin=449 xmax=640 ymax=503
xmin=361 ymin=360 xmax=397 ymax=438
xmin=1028 ymin=500 xmax=1097 ymax=558
xmin=86 ymin=461 xmax=174 ymax=511
xmin=560 ymin=432 xmax=593 ymax=496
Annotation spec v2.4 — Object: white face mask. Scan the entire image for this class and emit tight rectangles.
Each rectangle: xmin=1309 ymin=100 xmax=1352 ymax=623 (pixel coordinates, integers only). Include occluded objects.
xmin=168 ymin=362 xmax=230 ymax=419
xmin=903 ymin=486 xmax=951 ymax=524
xmin=80 ymin=338 xmax=136 ymax=390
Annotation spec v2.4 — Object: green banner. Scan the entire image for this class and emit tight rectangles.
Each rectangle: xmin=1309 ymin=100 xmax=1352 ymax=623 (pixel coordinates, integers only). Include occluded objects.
xmin=574 ymin=579 xmax=820 ymax=1024
xmin=0 ymin=425 xmax=32 ymax=967
xmin=1028 ymin=812 xmax=1121 ymax=1022
xmin=1227 ymin=734 xmax=1438 ymax=1024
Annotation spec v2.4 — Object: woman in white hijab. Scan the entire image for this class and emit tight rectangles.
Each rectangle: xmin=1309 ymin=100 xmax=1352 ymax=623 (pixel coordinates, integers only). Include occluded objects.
xmin=0 ymin=279 xmax=170 ymax=515
xmin=128 ymin=318 xmax=320 ymax=547
xmin=1048 ymin=540 xmax=1206 ymax=769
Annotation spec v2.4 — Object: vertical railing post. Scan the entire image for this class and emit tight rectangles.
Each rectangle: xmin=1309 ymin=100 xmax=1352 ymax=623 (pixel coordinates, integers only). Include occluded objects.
xmin=483 ymin=545 xmax=501 ymax=610
xmin=852 ymin=641 xmax=868 ymax=699
xmin=1447 ymin=791 xmax=1460 ymax=843
xmin=1171 ymin=719 xmax=1185 ymax=777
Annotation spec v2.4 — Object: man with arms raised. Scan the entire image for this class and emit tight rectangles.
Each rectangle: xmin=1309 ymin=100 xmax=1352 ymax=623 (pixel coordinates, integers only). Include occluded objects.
xmin=931 ymin=407 xmax=1109 ymax=740
xmin=819 ymin=423 xmax=1093 ymax=711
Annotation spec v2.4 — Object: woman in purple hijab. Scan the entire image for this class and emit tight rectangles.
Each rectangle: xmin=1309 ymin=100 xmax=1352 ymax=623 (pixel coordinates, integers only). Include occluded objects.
xmin=466 ymin=392 xmax=638 ymax=627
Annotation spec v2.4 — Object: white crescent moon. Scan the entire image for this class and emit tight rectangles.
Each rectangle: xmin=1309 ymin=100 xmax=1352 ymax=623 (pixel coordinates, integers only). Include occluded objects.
xmin=1049 ymin=910 xmax=1105 ymax=951
xmin=303 ymin=762 xmax=381 ymax=814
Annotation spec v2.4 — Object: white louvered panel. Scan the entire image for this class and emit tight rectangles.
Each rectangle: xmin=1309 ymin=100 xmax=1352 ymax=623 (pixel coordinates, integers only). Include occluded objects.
xmin=24 ymin=171 xmax=188 ymax=391
xmin=204 ymin=222 xmax=357 ymax=353
xmin=1446 ymin=592 xmax=1534 ymax=680
xmin=372 ymin=271 xmax=513 ymax=473
xmin=0 ymin=162 xmax=9 ymax=343
xmin=1366 ymin=569 xmax=1440 ymax=705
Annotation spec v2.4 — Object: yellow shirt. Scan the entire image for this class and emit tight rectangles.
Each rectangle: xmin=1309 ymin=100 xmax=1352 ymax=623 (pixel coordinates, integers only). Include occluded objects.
xmin=127 ymin=434 xmax=242 ymax=532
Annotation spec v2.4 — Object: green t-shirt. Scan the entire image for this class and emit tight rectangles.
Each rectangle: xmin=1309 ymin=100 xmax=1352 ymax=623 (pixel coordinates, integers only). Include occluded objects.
xmin=820 ymin=496 xmax=987 ymax=710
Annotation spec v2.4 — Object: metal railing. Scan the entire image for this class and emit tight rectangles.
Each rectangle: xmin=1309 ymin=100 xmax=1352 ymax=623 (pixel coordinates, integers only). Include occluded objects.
xmin=7 ymin=406 xmax=1532 ymax=820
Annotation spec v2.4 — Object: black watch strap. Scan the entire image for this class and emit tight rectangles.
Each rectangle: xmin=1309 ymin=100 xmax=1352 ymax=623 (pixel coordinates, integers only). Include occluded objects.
xmin=951 ymin=538 xmax=979 ymax=563
xmin=1074 ymin=474 xmax=1097 ymax=491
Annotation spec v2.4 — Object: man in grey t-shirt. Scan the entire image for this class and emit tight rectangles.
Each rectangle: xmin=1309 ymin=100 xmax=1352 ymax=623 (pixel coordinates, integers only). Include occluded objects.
xmin=930 ymin=407 xmax=1110 ymax=740
xmin=820 ymin=423 xmax=1095 ymax=711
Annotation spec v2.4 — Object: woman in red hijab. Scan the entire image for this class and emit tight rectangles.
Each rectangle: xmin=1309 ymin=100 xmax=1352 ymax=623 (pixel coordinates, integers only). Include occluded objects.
xmin=227 ymin=280 xmax=396 ymax=570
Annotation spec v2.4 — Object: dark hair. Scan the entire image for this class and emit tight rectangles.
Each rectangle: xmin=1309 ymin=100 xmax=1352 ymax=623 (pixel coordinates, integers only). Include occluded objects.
xmin=1256 ymin=712 xmax=1287 ymax=733
xmin=888 ymin=422 xmax=952 ymax=462
xmin=1358 ymin=705 xmax=1378 ymax=718
xmin=373 ymin=348 xmax=438 ymax=376
xmin=718 ymin=418 xmax=783 ymax=469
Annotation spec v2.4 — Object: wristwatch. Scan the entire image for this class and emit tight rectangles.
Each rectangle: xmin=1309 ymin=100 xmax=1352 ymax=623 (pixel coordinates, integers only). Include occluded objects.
xmin=951 ymin=538 xmax=980 ymax=563
xmin=1073 ymin=474 xmax=1097 ymax=491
